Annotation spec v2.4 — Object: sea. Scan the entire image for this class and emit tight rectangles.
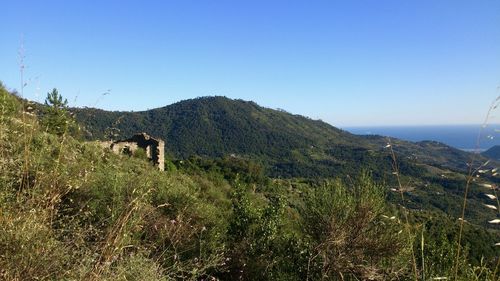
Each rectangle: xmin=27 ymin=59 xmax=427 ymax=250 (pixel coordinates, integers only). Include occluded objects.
xmin=344 ymin=124 xmax=500 ymax=152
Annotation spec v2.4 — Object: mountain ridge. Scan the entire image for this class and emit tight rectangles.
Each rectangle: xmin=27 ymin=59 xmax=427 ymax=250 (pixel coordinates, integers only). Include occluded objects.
xmin=483 ymin=145 xmax=500 ymax=160
xmin=73 ymin=95 xmax=491 ymax=178
xmin=74 ymin=96 xmax=370 ymax=176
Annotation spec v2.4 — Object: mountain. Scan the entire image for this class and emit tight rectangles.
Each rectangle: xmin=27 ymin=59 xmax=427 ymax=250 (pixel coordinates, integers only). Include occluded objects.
xmin=73 ymin=96 xmax=490 ymax=178
xmin=483 ymin=145 xmax=500 ymax=160
xmin=75 ymin=97 xmax=369 ymax=177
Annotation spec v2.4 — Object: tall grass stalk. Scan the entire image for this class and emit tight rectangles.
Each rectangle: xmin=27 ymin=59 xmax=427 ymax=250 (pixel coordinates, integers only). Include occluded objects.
xmin=386 ymin=139 xmax=419 ymax=280
xmin=18 ymin=39 xmax=32 ymax=193
xmin=453 ymin=93 xmax=500 ymax=281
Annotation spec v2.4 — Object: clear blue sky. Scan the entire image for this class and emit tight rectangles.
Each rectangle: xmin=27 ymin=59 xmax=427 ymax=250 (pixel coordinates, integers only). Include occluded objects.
xmin=1 ymin=0 xmax=499 ymax=126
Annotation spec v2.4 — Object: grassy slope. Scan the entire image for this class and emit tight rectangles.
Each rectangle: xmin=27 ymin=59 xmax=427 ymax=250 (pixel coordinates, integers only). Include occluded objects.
xmin=0 ymin=87 xmax=235 ymax=280
xmin=2 ymin=85 xmax=499 ymax=280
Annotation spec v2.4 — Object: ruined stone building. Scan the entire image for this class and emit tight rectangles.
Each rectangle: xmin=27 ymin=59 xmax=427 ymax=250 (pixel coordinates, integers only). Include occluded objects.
xmin=104 ymin=133 xmax=165 ymax=171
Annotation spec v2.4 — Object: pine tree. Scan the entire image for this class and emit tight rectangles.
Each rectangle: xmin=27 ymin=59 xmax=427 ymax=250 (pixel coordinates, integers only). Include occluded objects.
xmin=41 ymin=88 xmax=72 ymax=136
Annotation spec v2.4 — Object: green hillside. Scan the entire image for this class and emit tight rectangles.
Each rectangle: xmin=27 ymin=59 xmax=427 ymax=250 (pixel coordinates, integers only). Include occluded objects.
xmin=2 ymin=85 xmax=499 ymax=280
xmin=72 ymin=96 xmax=500 ymax=229
xmin=73 ymin=96 xmax=489 ymax=178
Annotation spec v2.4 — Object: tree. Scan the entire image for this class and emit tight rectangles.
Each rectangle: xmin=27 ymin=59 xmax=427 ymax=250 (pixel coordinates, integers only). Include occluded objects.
xmin=41 ymin=88 xmax=72 ymax=136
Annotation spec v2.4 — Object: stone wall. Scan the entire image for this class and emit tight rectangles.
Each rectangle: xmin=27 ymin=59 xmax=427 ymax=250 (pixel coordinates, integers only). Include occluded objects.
xmin=104 ymin=133 xmax=165 ymax=171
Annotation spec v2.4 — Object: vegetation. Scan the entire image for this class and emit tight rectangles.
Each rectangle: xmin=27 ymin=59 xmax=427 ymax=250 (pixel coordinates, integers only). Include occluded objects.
xmin=299 ymin=174 xmax=410 ymax=280
xmin=73 ymin=97 xmax=499 ymax=229
xmin=40 ymin=88 xmax=75 ymax=136
xmin=73 ymin=96 xmax=489 ymax=176
xmin=0 ymin=84 xmax=499 ymax=280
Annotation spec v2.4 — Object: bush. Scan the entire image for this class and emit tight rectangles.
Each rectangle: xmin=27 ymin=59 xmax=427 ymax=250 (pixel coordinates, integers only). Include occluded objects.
xmin=299 ymin=173 xmax=411 ymax=280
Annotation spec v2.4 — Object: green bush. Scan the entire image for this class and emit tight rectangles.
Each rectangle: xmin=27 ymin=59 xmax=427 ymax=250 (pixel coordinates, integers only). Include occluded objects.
xmin=299 ymin=173 xmax=411 ymax=280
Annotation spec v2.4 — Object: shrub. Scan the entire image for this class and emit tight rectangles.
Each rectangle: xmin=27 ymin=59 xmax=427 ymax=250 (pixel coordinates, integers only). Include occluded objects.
xmin=299 ymin=173 xmax=410 ymax=280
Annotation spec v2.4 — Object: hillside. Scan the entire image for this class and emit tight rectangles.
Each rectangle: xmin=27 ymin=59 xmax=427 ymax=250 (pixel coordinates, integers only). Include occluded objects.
xmin=72 ymin=96 xmax=500 ymax=230
xmin=73 ymin=96 xmax=488 ymax=178
xmin=75 ymin=97 xmax=498 ymax=227
xmin=1 ymin=84 xmax=499 ymax=280
xmin=74 ymin=97 xmax=374 ymax=177
xmin=483 ymin=145 xmax=500 ymax=160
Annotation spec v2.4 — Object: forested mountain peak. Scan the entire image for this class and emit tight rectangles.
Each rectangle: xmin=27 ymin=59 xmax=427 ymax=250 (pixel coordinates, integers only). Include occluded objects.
xmin=74 ymin=96 xmax=494 ymax=178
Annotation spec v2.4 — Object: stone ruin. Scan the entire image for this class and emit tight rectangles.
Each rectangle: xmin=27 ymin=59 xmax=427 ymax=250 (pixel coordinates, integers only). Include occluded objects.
xmin=104 ymin=133 xmax=165 ymax=171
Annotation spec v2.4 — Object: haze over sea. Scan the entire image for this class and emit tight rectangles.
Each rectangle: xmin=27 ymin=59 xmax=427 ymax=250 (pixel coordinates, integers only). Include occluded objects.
xmin=345 ymin=124 xmax=500 ymax=151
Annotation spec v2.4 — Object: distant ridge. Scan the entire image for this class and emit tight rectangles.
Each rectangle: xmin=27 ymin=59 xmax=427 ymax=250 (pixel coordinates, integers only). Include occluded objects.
xmin=346 ymin=125 xmax=500 ymax=151
xmin=482 ymin=145 xmax=500 ymax=160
